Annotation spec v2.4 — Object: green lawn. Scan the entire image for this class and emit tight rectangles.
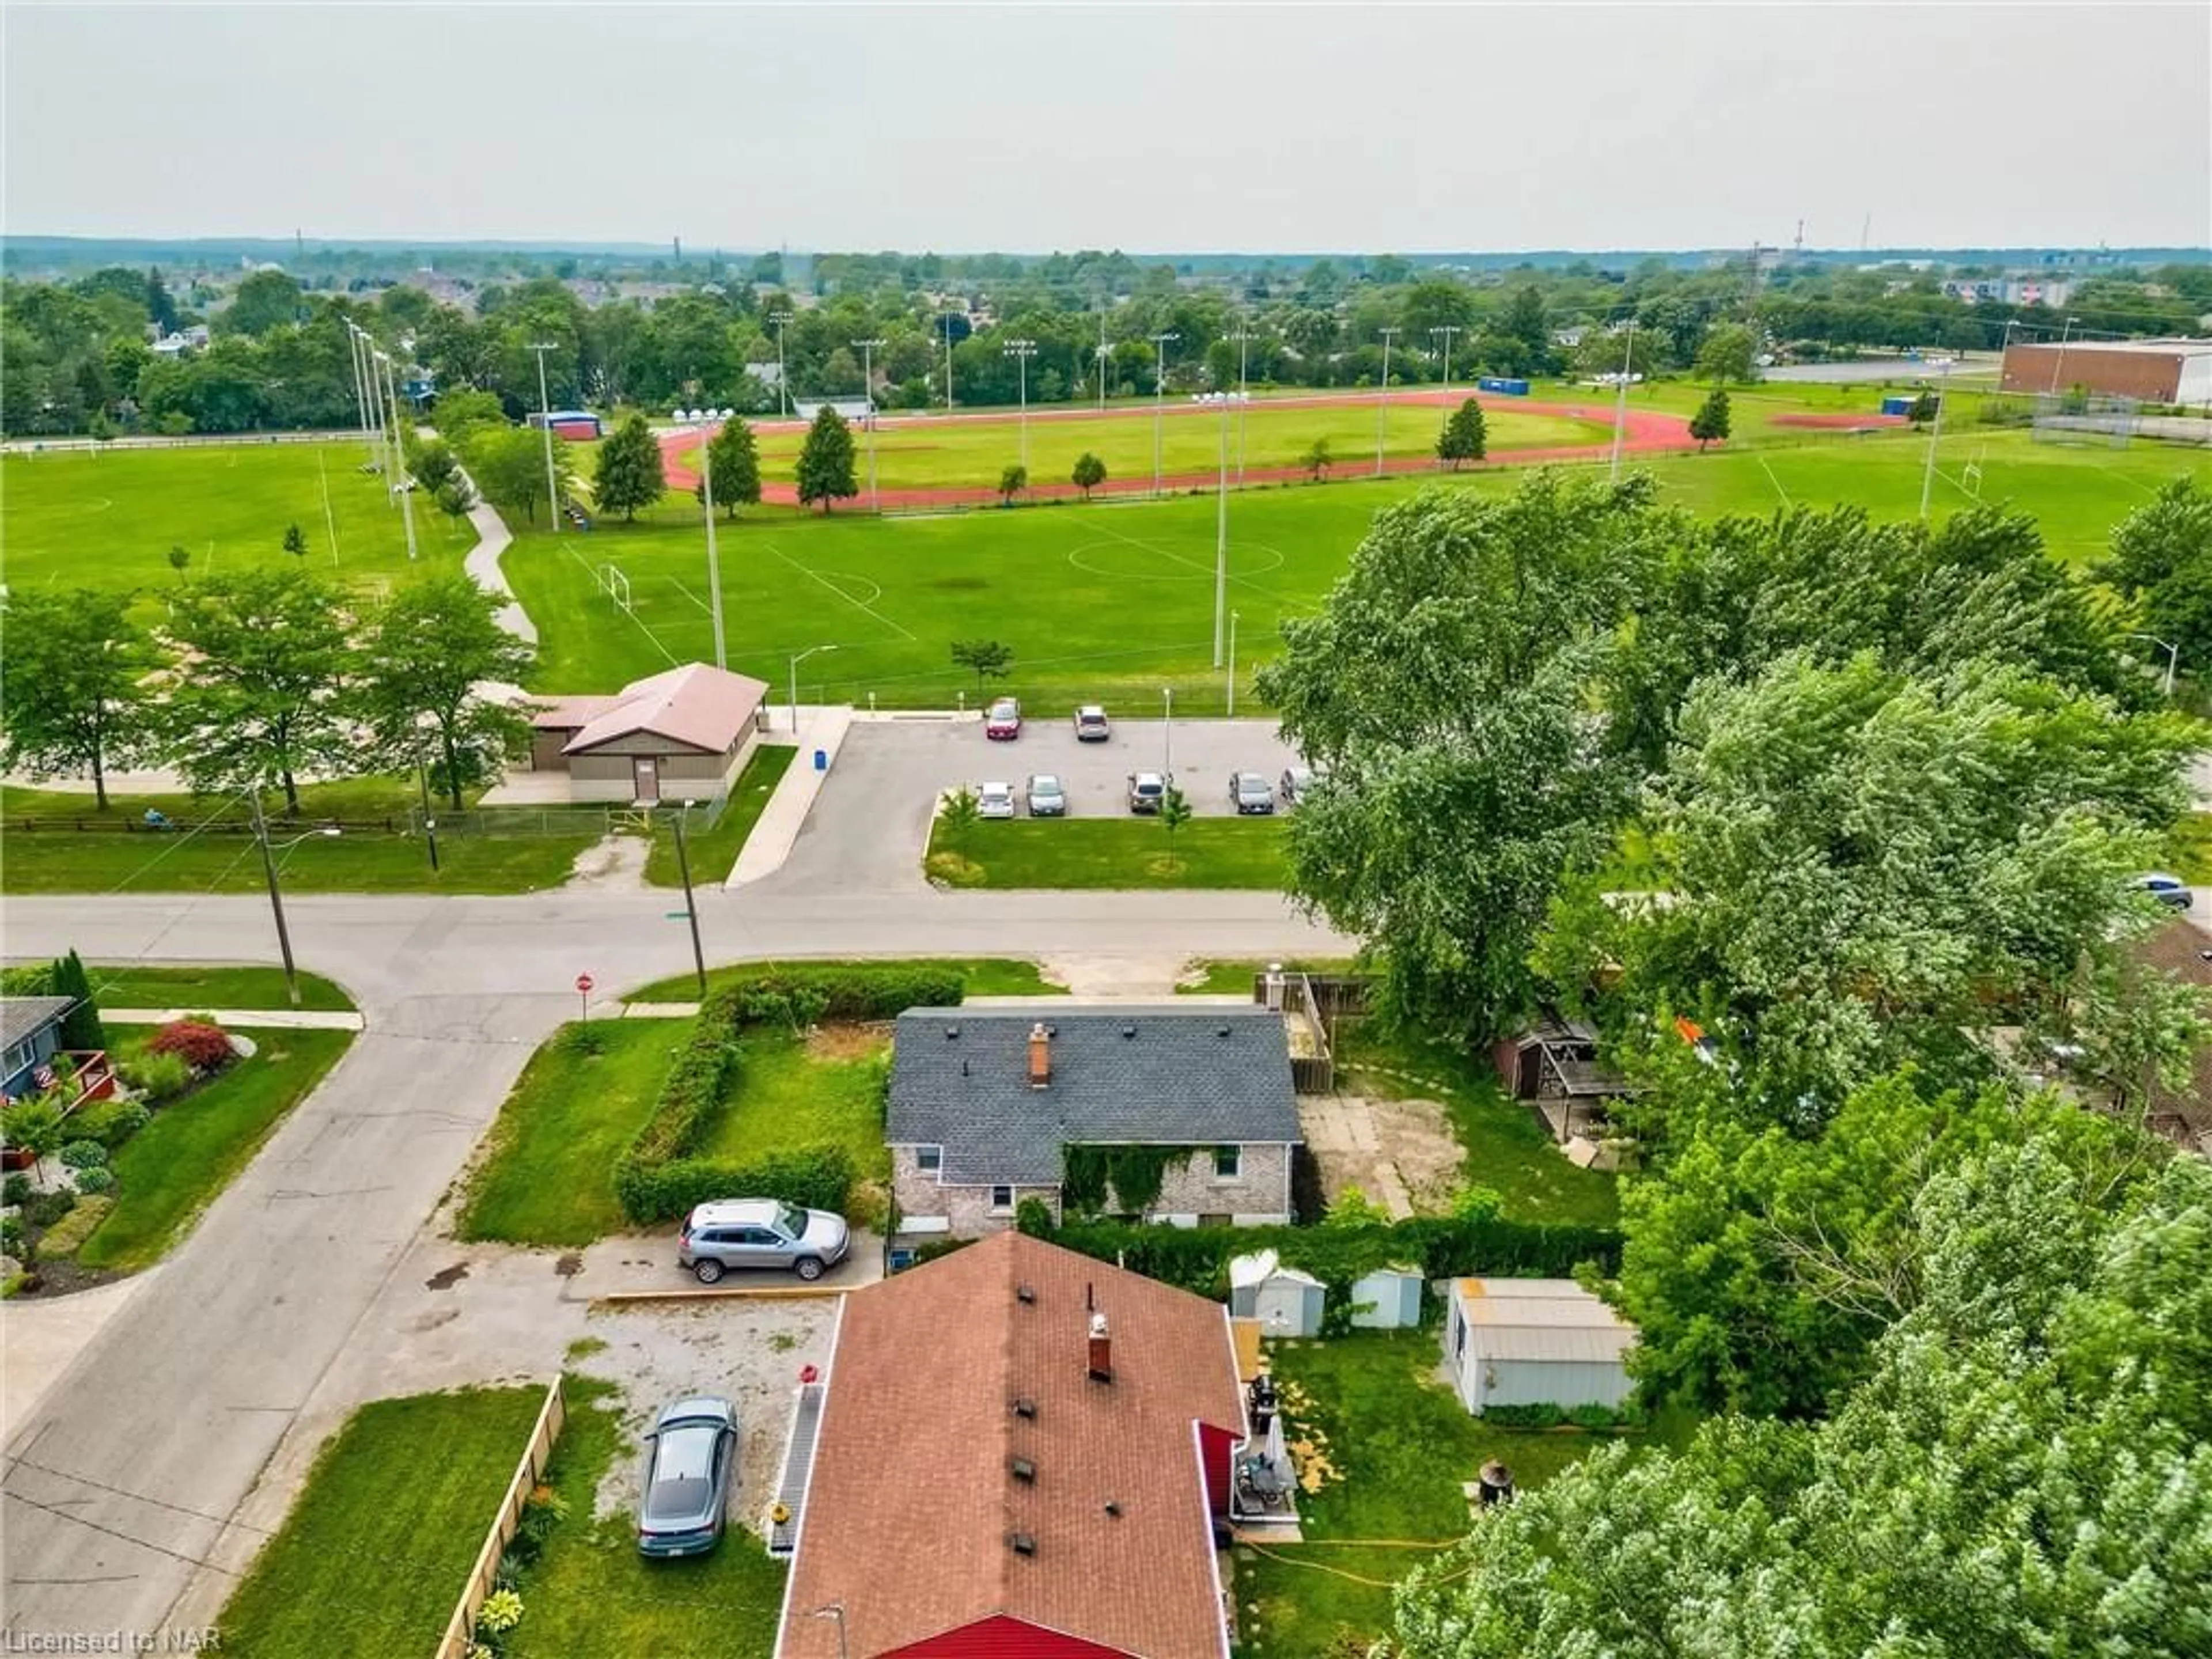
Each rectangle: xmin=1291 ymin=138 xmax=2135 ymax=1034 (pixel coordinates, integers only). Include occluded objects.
xmin=504 ymin=1379 xmax=787 ymax=1659
xmin=1234 ymin=1331 xmax=1671 ymax=1659
xmin=625 ymin=956 xmax=1065 ymax=1003
xmin=0 ymin=440 xmax=454 ymax=624
xmin=1177 ymin=957 xmax=1355 ymax=995
xmin=642 ymin=743 xmax=795 ymax=887
xmin=701 ymin=1028 xmax=891 ymax=1222
xmin=80 ymin=963 xmax=356 ymax=1012
xmin=929 ymin=817 xmax=1290 ymax=889
xmin=75 ymin=1028 xmax=354 ymax=1272
xmin=457 ymin=1019 xmax=690 ymax=1247
xmin=504 ymin=430 xmax=2207 ymax=700
xmin=215 ymin=1387 xmax=546 ymax=1659
xmin=2168 ymin=812 xmax=2212 ymax=883
xmin=1337 ymin=1026 xmax=1619 ymax=1228
xmin=1 ymin=782 xmax=597 ymax=895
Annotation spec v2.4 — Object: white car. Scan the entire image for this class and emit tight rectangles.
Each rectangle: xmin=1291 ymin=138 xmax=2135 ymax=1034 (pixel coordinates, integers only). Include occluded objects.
xmin=976 ymin=782 xmax=1017 ymax=820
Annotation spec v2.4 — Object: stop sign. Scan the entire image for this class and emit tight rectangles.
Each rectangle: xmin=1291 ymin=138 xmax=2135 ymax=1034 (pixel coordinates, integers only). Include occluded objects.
xmin=575 ymin=973 xmax=594 ymax=994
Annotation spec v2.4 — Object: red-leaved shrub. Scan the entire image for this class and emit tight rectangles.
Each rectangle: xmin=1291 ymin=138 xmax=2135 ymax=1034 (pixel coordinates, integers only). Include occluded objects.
xmin=146 ymin=1020 xmax=234 ymax=1074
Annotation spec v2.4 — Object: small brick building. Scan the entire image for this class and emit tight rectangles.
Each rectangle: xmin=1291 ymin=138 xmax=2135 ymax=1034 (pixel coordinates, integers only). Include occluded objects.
xmin=1999 ymin=338 xmax=2212 ymax=404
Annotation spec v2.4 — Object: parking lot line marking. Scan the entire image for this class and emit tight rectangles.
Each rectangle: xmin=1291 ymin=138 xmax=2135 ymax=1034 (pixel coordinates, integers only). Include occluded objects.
xmin=758 ymin=539 xmax=918 ymax=640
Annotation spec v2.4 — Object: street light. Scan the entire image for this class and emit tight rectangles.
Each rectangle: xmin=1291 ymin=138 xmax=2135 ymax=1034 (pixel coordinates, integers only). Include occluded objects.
xmin=1149 ymin=332 xmax=1179 ymax=496
xmin=1003 ymin=338 xmax=1037 ymax=471
xmin=377 ymin=351 xmax=419 ymax=562
xmin=770 ymin=312 xmax=794 ymax=417
xmin=1374 ymin=327 xmax=1400 ymax=477
xmin=2128 ymin=632 xmax=2180 ymax=698
xmin=851 ymin=337 xmax=885 ymax=510
xmin=248 ymin=792 xmax=340 ymax=1006
xmin=528 ymin=342 xmax=563 ymax=534
xmin=1918 ymin=356 xmax=1956 ymax=520
xmin=1430 ymin=324 xmax=1463 ymax=402
xmin=1608 ymin=323 xmax=1638 ymax=483
xmin=671 ymin=798 xmax=708 ymax=998
xmin=789 ymin=643 xmax=838 ymax=735
xmin=1161 ymin=686 xmax=1174 ymax=779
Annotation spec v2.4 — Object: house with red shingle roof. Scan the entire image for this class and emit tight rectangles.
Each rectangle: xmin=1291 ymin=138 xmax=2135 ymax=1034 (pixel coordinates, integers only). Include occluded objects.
xmin=772 ymin=1232 xmax=1249 ymax=1659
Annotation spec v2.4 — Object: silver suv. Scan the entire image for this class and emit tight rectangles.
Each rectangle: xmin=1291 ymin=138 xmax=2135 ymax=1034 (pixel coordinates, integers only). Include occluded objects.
xmin=678 ymin=1199 xmax=851 ymax=1283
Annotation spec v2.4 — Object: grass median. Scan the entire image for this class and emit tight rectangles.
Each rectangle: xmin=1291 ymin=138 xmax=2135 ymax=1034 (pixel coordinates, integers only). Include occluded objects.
xmin=928 ymin=816 xmax=1290 ymax=889
xmin=81 ymin=963 xmax=357 ymax=1012
xmin=642 ymin=744 xmax=795 ymax=887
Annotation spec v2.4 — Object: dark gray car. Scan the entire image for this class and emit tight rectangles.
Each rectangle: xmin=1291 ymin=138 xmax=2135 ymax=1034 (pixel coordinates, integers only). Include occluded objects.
xmin=1231 ymin=772 xmax=1276 ymax=815
xmin=636 ymin=1396 xmax=737 ymax=1557
xmin=678 ymin=1198 xmax=851 ymax=1283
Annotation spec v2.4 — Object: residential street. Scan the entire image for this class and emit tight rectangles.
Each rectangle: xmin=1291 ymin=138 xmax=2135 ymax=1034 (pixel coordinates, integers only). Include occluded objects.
xmin=0 ymin=881 xmax=1350 ymax=1639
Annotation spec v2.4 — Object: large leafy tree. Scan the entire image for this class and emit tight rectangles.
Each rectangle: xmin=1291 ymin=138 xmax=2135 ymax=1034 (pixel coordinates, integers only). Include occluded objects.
xmin=796 ymin=406 xmax=858 ymax=512
xmin=593 ymin=413 xmax=665 ymax=521
xmin=466 ymin=425 xmax=572 ymax=525
xmin=0 ymin=588 xmax=161 ymax=809
xmin=2102 ymin=475 xmax=2212 ymax=686
xmin=695 ymin=417 xmax=762 ymax=518
xmin=1693 ymin=320 xmax=1758 ymax=384
xmin=162 ymin=570 xmax=358 ymax=813
xmin=357 ymin=575 xmax=535 ymax=809
xmin=1255 ymin=472 xmax=1671 ymax=1036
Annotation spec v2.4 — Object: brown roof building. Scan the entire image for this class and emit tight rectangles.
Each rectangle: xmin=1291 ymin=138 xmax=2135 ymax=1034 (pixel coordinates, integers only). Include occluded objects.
xmin=774 ymin=1233 xmax=1248 ymax=1659
xmin=525 ymin=662 xmax=768 ymax=804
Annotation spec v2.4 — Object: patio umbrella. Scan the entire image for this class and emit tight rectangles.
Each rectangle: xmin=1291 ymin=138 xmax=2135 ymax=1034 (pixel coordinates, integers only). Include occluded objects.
xmin=1265 ymin=1411 xmax=1287 ymax=1475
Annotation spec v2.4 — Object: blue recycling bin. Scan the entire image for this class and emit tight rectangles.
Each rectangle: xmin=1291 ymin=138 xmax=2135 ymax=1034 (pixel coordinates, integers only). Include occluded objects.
xmin=814 ymin=748 xmax=828 ymax=772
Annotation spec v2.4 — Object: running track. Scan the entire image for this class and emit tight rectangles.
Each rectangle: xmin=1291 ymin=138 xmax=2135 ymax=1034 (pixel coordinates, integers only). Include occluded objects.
xmin=651 ymin=388 xmax=1699 ymax=510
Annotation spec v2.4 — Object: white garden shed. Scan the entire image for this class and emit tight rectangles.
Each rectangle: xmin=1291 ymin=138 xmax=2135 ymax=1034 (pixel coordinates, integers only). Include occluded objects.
xmin=1228 ymin=1249 xmax=1325 ymax=1339
xmin=1443 ymin=1278 xmax=1635 ymax=1415
xmin=1347 ymin=1264 xmax=1425 ymax=1330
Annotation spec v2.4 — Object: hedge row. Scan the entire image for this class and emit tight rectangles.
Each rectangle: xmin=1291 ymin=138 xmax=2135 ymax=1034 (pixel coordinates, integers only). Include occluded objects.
xmin=719 ymin=964 xmax=965 ymax=1024
xmin=614 ymin=1146 xmax=858 ymax=1226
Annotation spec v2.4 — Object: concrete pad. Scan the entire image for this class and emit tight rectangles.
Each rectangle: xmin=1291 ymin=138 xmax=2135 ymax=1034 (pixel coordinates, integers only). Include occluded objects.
xmin=477 ymin=771 xmax=590 ymax=806
xmin=0 ymin=1272 xmax=154 ymax=1443
xmin=102 ymin=1007 xmax=366 ymax=1031
xmin=620 ymin=1001 xmax=702 ymax=1019
xmin=729 ymin=714 xmax=851 ymax=888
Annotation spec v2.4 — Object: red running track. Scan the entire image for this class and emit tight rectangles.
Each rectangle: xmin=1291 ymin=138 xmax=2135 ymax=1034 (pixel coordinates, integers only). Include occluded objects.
xmin=651 ymin=389 xmax=1698 ymax=510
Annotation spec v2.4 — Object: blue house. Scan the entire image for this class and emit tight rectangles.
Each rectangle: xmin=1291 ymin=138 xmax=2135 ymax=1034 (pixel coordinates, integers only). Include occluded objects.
xmin=1 ymin=997 xmax=77 ymax=1101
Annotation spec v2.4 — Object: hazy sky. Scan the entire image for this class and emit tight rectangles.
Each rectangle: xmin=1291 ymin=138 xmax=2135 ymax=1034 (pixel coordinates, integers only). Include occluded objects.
xmin=6 ymin=3 xmax=2207 ymax=252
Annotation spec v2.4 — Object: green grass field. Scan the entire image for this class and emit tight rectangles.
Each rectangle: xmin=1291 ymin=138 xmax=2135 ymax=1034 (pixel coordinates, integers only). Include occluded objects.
xmin=641 ymin=743 xmax=794 ymax=887
xmin=508 ymin=430 xmax=2209 ymax=702
xmin=75 ymin=1028 xmax=354 ymax=1271
xmin=0 ymin=440 xmax=459 ymax=620
xmin=928 ymin=816 xmax=1290 ymax=889
xmin=214 ymin=1387 xmax=546 ymax=1659
xmin=80 ymin=963 xmax=357 ymax=1012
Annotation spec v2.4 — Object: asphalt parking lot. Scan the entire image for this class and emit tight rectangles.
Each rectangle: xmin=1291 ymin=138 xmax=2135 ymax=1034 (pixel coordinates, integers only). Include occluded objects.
xmin=766 ymin=713 xmax=1303 ymax=895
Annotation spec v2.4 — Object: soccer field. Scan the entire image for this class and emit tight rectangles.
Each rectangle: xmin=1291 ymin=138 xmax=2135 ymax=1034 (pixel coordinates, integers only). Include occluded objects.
xmin=509 ymin=429 xmax=2210 ymax=706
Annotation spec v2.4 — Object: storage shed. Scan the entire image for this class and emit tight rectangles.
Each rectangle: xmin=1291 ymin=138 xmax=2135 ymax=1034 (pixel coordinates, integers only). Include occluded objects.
xmin=1348 ymin=1264 xmax=1424 ymax=1330
xmin=1229 ymin=1250 xmax=1325 ymax=1339
xmin=1443 ymin=1278 xmax=1635 ymax=1415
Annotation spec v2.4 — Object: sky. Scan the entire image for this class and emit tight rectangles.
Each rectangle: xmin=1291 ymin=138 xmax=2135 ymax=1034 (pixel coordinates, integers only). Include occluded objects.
xmin=5 ymin=2 xmax=2208 ymax=254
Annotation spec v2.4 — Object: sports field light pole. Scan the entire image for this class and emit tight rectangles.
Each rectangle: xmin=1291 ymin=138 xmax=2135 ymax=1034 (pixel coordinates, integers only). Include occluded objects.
xmin=699 ymin=412 xmax=727 ymax=670
xmin=1226 ymin=609 xmax=1240 ymax=716
xmin=2127 ymin=632 xmax=2180 ymax=698
xmin=1003 ymin=338 xmax=1037 ymax=470
xmin=354 ymin=324 xmax=393 ymax=490
xmin=249 ymin=791 xmax=340 ymax=1007
xmin=1230 ymin=324 xmax=1257 ymax=482
xmin=1609 ymin=323 xmax=1638 ymax=483
xmin=1430 ymin=324 xmax=1463 ymax=401
xmin=770 ymin=312 xmax=794 ymax=418
xmin=1150 ymin=332 xmax=1179 ymax=497
xmin=788 ymin=643 xmax=837 ymax=736
xmin=1917 ymin=356 xmax=1956 ymax=520
xmin=852 ymin=337 xmax=885 ymax=511
xmin=1210 ymin=392 xmax=1232 ymax=668
xmin=1097 ymin=308 xmax=1111 ymax=411
xmin=344 ymin=321 xmax=376 ymax=467
xmin=1374 ymin=328 xmax=1400 ymax=478
xmin=377 ymin=351 xmax=419 ymax=562
xmin=2048 ymin=315 xmax=2080 ymax=396
xmin=528 ymin=341 xmax=563 ymax=534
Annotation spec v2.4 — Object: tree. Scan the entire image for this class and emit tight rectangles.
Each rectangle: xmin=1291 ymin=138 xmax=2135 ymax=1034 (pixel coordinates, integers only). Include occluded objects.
xmin=1688 ymin=387 xmax=1732 ymax=450
xmin=1157 ymin=783 xmax=1193 ymax=866
xmin=1071 ymin=452 xmax=1107 ymax=500
xmin=950 ymin=639 xmax=1013 ymax=692
xmin=166 ymin=546 xmax=191 ymax=579
xmin=411 ymin=441 xmax=460 ymax=496
xmin=467 ymin=425 xmax=571 ymax=525
xmin=1 ymin=1098 xmax=65 ymax=1185
xmin=163 ymin=570 xmax=358 ymax=814
xmin=430 ymin=388 xmax=507 ymax=446
xmin=1694 ymin=320 xmax=1759 ymax=384
xmin=1435 ymin=398 xmax=1487 ymax=469
xmin=434 ymin=477 xmax=476 ymax=530
xmin=0 ymin=589 xmax=160 ymax=809
xmin=998 ymin=463 xmax=1028 ymax=506
xmin=1907 ymin=389 xmax=1940 ymax=425
xmin=1299 ymin=437 xmax=1331 ymax=481
xmin=693 ymin=418 xmax=762 ymax=518
xmin=2103 ymin=474 xmax=2212 ymax=599
xmin=218 ymin=269 xmax=305 ymax=338
xmin=357 ymin=575 xmax=535 ymax=810
xmin=282 ymin=522 xmax=308 ymax=560
xmin=593 ymin=413 xmax=665 ymax=521
xmin=50 ymin=950 xmax=105 ymax=1052
xmin=796 ymin=406 xmax=858 ymax=512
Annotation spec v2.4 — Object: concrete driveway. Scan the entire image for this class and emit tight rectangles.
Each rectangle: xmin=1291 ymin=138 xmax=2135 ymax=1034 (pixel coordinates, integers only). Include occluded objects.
xmin=768 ymin=715 xmax=1304 ymax=895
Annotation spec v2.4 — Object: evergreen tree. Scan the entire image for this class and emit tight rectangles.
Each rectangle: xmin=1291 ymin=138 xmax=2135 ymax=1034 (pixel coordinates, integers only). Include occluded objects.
xmin=796 ymin=406 xmax=858 ymax=512
xmin=1690 ymin=388 xmax=1732 ymax=450
xmin=1436 ymin=398 xmax=1488 ymax=469
xmin=282 ymin=522 xmax=308 ymax=559
xmin=593 ymin=413 xmax=666 ymax=521
xmin=51 ymin=951 xmax=106 ymax=1052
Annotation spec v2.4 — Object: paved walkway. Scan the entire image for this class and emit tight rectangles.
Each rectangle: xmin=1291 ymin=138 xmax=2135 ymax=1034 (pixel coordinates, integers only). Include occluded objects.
xmin=727 ymin=709 xmax=853 ymax=887
xmin=457 ymin=476 xmax=535 ymax=644
xmin=101 ymin=1007 xmax=366 ymax=1031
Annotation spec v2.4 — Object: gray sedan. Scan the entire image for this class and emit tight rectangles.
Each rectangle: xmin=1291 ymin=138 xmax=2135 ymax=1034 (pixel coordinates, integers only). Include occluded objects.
xmin=636 ymin=1396 xmax=737 ymax=1557
xmin=1027 ymin=774 xmax=1067 ymax=816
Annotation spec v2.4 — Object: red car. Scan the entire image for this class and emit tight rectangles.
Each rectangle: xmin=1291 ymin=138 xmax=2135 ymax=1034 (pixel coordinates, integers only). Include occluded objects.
xmin=985 ymin=698 xmax=1022 ymax=740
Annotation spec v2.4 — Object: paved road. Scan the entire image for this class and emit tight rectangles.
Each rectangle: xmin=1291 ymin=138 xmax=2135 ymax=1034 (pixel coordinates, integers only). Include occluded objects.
xmin=0 ymin=881 xmax=1348 ymax=1639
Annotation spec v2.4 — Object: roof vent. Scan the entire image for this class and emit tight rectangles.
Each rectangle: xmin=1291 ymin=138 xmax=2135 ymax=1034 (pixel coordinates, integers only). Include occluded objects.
xmin=1012 ymin=1397 xmax=1037 ymax=1419
xmin=1104 ymin=1499 xmax=1122 ymax=1517
xmin=1122 ymin=1023 xmax=1137 ymax=1039
xmin=1016 ymin=1283 xmax=1036 ymax=1305
xmin=1009 ymin=1532 xmax=1037 ymax=1556
xmin=1010 ymin=1457 xmax=1036 ymax=1483
xmin=945 ymin=1025 xmax=960 ymax=1040
xmin=1218 ymin=1025 xmax=1231 ymax=1038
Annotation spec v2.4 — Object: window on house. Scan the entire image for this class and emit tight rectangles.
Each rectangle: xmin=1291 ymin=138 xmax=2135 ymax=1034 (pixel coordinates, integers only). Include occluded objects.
xmin=1212 ymin=1146 xmax=1241 ymax=1179
xmin=990 ymin=1184 xmax=1015 ymax=1212
xmin=916 ymin=1145 xmax=942 ymax=1174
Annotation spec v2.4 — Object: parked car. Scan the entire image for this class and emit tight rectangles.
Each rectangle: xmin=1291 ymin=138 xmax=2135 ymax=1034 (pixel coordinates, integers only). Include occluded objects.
xmin=1027 ymin=774 xmax=1067 ymax=817
xmin=1127 ymin=771 xmax=1168 ymax=814
xmin=636 ymin=1397 xmax=737 ymax=1557
xmin=1230 ymin=772 xmax=1277 ymax=815
xmin=985 ymin=698 xmax=1022 ymax=740
xmin=677 ymin=1198 xmax=851 ymax=1283
xmin=976 ymin=782 xmax=1017 ymax=820
xmin=1074 ymin=704 xmax=1112 ymax=742
xmin=2132 ymin=872 xmax=2194 ymax=911
xmin=1280 ymin=766 xmax=1317 ymax=806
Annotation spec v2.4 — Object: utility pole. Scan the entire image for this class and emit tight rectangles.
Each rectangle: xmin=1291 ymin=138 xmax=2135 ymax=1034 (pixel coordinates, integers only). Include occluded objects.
xmin=1003 ymin=338 xmax=1037 ymax=470
xmin=529 ymin=342 xmax=562 ymax=533
xmin=249 ymin=791 xmax=304 ymax=1007
xmin=379 ymin=351 xmax=419 ymax=562
xmin=1430 ymin=324 xmax=1462 ymax=400
xmin=1374 ymin=327 xmax=1400 ymax=477
xmin=672 ymin=804 xmax=708 ymax=998
xmin=1609 ymin=324 xmax=1637 ymax=483
xmin=852 ymin=337 xmax=885 ymax=511
xmin=699 ymin=411 xmax=726 ymax=669
xmin=770 ymin=311 xmax=794 ymax=417
xmin=1150 ymin=332 xmax=1178 ymax=496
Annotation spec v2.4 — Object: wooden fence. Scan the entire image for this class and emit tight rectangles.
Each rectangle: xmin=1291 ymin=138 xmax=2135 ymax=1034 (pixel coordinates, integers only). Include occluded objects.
xmin=433 ymin=1376 xmax=567 ymax=1659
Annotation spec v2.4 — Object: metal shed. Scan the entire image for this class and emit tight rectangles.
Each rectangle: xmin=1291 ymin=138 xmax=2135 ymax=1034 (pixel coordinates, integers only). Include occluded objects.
xmin=1348 ymin=1265 xmax=1425 ymax=1330
xmin=1228 ymin=1250 xmax=1325 ymax=1339
xmin=1443 ymin=1278 xmax=1635 ymax=1415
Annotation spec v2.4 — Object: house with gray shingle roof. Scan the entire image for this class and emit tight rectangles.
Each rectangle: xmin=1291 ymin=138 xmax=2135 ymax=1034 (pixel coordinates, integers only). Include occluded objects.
xmin=887 ymin=1006 xmax=1302 ymax=1237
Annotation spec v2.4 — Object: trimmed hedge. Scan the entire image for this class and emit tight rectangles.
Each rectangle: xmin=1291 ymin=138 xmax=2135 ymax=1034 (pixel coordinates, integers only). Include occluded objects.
xmin=615 ymin=1146 xmax=858 ymax=1227
xmin=718 ymin=964 xmax=965 ymax=1024
xmin=37 ymin=1194 xmax=113 ymax=1257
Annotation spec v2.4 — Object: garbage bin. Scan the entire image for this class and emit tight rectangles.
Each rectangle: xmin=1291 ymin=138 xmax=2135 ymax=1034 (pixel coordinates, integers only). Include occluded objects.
xmin=814 ymin=748 xmax=828 ymax=772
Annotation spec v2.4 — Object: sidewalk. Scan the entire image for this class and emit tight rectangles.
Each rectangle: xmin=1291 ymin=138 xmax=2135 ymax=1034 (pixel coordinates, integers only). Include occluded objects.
xmin=726 ymin=707 xmax=854 ymax=888
xmin=458 ymin=482 xmax=534 ymax=645
xmin=101 ymin=1007 xmax=366 ymax=1031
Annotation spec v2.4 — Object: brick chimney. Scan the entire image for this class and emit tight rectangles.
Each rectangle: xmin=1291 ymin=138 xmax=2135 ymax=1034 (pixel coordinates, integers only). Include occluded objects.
xmin=1087 ymin=1310 xmax=1112 ymax=1382
xmin=1028 ymin=1022 xmax=1051 ymax=1089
